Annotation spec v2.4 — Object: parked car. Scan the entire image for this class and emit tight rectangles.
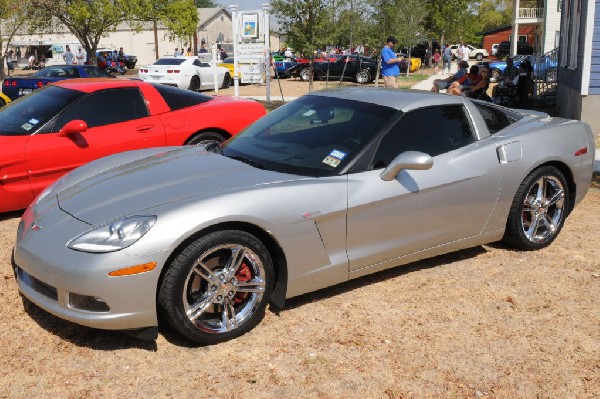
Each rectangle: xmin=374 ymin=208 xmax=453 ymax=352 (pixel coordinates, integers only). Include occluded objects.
xmin=400 ymin=40 xmax=440 ymax=65
xmin=496 ymin=41 xmax=534 ymax=59
xmin=13 ymin=88 xmax=595 ymax=345
xmin=0 ymin=92 xmax=11 ymax=107
xmin=491 ymin=43 xmax=500 ymax=57
xmin=288 ymin=54 xmax=378 ymax=83
xmin=0 ymin=79 xmax=266 ymax=213
xmin=1 ymin=65 xmax=114 ymax=101
xmin=217 ymin=57 xmax=242 ymax=84
xmin=96 ymin=48 xmax=137 ymax=69
xmin=480 ymin=54 xmax=557 ymax=83
xmin=273 ymin=58 xmax=298 ymax=78
xmin=138 ymin=56 xmax=231 ymax=91
xmin=450 ymin=44 xmax=490 ymax=61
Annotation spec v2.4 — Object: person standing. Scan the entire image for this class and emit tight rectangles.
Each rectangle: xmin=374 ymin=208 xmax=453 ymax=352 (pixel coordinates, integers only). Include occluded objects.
xmin=442 ymin=43 xmax=452 ymax=74
xmin=6 ymin=50 xmax=14 ymax=77
xmin=432 ymin=49 xmax=441 ymax=75
xmin=76 ymin=47 xmax=86 ymax=65
xmin=461 ymin=42 xmax=470 ymax=63
xmin=380 ymin=36 xmax=404 ymax=89
xmin=63 ymin=45 xmax=75 ymax=65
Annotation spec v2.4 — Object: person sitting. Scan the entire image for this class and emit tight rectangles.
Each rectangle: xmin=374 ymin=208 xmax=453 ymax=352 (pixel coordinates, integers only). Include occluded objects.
xmin=492 ymin=64 xmax=532 ymax=105
xmin=431 ymin=60 xmax=469 ymax=93
xmin=462 ymin=66 xmax=491 ymax=100
xmin=448 ymin=65 xmax=480 ymax=96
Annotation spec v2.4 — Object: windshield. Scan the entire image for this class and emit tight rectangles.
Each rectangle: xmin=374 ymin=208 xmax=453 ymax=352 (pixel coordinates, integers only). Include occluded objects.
xmin=221 ymin=95 xmax=397 ymax=177
xmin=0 ymin=86 xmax=84 ymax=136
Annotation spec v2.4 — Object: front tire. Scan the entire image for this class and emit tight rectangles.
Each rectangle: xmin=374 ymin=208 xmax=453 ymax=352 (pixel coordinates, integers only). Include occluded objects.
xmin=503 ymin=166 xmax=569 ymax=250
xmin=355 ymin=69 xmax=371 ymax=84
xmin=158 ymin=230 xmax=274 ymax=344
xmin=188 ymin=75 xmax=201 ymax=92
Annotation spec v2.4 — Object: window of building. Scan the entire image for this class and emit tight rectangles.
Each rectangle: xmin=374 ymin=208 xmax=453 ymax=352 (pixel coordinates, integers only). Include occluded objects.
xmin=560 ymin=0 xmax=581 ymax=69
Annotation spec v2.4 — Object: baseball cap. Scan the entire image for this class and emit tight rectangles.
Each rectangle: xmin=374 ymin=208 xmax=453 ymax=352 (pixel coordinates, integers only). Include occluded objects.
xmin=386 ymin=36 xmax=398 ymax=44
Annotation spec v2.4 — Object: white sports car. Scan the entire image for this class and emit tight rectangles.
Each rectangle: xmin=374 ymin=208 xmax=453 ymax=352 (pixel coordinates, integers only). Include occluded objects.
xmin=138 ymin=56 xmax=231 ymax=91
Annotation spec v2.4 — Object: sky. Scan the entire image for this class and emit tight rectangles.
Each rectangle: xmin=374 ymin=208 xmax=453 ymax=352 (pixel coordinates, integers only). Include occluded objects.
xmin=219 ymin=1 xmax=273 ymax=12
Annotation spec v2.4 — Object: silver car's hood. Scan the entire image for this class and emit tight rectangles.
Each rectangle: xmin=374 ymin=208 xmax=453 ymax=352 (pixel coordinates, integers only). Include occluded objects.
xmin=57 ymin=146 xmax=300 ymax=224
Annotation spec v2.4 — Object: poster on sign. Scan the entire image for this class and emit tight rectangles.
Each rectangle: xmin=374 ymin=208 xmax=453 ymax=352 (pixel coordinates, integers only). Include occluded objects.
xmin=242 ymin=14 xmax=259 ymax=39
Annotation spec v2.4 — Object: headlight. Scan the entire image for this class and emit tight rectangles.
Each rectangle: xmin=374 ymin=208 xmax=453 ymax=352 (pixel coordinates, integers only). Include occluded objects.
xmin=68 ymin=216 xmax=156 ymax=253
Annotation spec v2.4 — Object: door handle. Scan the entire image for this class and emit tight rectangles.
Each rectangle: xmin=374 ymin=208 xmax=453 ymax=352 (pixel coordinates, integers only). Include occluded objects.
xmin=137 ymin=125 xmax=156 ymax=133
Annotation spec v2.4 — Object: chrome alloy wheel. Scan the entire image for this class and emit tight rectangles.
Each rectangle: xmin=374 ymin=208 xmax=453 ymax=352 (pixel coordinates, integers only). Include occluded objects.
xmin=355 ymin=69 xmax=371 ymax=84
xmin=299 ymin=68 xmax=311 ymax=82
xmin=182 ymin=244 xmax=266 ymax=334
xmin=520 ymin=175 xmax=565 ymax=244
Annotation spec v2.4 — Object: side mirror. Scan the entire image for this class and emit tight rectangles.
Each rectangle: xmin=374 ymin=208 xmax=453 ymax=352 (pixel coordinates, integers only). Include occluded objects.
xmin=380 ymin=151 xmax=433 ymax=181
xmin=58 ymin=120 xmax=88 ymax=137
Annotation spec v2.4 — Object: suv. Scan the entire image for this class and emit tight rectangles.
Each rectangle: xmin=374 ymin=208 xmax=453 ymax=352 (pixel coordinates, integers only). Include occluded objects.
xmin=496 ymin=41 xmax=534 ymax=59
xmin=450 ymin=44 xmax=489 ymax=61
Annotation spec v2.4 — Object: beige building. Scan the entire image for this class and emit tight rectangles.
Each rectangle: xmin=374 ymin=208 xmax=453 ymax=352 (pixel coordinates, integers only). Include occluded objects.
xmin=5 ymin=8 xmax=280 ymax=67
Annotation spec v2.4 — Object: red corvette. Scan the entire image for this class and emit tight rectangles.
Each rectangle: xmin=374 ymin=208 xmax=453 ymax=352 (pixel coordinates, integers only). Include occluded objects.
xmin=0 ymin=78 xmax=266 ymax=213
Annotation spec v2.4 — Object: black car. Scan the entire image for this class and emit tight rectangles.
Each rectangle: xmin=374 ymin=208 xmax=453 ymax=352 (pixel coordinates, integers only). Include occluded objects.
xmin=399 ymin=40 xmax=440 ymax=66
xmin=287 ymin=54 xmax=378 ymax=84
xmin=496 ymin=41 xmax=534 ymax=59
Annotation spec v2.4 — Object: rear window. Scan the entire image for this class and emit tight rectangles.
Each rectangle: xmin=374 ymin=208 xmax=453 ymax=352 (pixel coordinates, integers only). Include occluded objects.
xmin=151 ymin=84 xmax=213 ymax=110
xmin=154 ymin=58 xmax=186 ymax=66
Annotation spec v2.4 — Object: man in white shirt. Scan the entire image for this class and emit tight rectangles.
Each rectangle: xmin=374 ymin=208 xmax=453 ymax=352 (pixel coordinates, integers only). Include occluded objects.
xmin=460 ymin=43 xmax=469 ymax=62
xmin=76 ymin=47 xmax=86 ymax=65
xmin=62 ymin=45 xmax=75 ymax=65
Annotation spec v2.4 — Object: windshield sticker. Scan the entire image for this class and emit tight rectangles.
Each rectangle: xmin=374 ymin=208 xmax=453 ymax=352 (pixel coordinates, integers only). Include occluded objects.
xmin=29 ymin=118 xmax=39 ymax=125
xmin=21 ymin=123 xmax=34 ymax=131
xmin=322 ymin=149 xmax=347 ymax=168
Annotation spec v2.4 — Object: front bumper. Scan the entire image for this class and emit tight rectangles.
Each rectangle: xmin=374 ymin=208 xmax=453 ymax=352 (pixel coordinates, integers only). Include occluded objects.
xmin=13 ymin=205 xmax=169 ymax=331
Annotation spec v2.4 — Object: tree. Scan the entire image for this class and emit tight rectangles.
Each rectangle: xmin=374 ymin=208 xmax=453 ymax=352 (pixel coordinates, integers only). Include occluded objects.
xmin=128 ymin=0 xmax=198 ymax=60
xmin=271 ymin=0 xmax=337 ymax=91
xmin=0 ymin=0 xmax=36 ymax=78
xmin=27 ymin=0 xmax=197 ymax=64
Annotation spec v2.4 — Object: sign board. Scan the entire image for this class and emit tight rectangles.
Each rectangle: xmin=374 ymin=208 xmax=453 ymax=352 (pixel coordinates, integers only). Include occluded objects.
xmin=240 ymin=63 xmax=264 ymax=84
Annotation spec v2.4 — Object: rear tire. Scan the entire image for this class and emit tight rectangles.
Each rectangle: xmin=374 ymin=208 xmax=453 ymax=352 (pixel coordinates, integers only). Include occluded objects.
xmin=221 ymin=73 xmax=231 ymax=89
xmin=475 ymin=53 xmax=484 ymax=61
xmin=299 ymin=68 xmax=311 ymax=82
xmin=186 ymin=131 xmax=226 ymax=146
xmin=355 ymin=69 xmax=371 ymax=84
xmin=503 ymin=166 xmax=569 ymax=250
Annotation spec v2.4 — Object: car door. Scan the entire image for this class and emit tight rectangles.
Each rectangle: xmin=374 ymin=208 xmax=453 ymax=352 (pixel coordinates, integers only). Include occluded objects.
xmin=346 ymin=104 xmax=502 ymax=272
xmin=24 ymin=87 xmax=166 ymax=197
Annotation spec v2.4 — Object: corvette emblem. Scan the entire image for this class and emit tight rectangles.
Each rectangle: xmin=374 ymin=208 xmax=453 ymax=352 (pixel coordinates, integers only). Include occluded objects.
xmin=30 ymin=222 xmax=41 ymax=231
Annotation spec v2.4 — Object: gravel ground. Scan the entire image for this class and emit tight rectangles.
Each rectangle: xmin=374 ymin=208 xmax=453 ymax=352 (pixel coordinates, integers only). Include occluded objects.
xmin=1 ymin=73 xmax=599 ymax=398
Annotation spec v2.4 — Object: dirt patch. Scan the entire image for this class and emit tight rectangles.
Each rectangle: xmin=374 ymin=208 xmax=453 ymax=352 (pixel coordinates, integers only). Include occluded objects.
xmin=1 ymin=192 xmax=599 ymax=398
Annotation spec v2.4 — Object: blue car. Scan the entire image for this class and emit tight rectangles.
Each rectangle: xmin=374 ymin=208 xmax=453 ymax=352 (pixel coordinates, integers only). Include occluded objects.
xmin=273 ymin=58 xmax=298 ymax=78
xmin=1 ymin=65 xmax=114 ymax=101
xmin=480 ymin=55 xmax=557 ymax=83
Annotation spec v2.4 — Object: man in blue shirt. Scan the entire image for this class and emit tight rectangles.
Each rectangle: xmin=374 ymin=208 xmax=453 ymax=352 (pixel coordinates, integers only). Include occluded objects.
xmin=381 ymin=36 xmax=404 ymax=89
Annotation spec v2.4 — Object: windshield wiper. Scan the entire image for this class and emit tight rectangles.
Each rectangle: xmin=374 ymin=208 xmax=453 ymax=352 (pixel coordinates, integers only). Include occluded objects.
xmin=228 ymin=155 xmax=266 ymax=170
xmin=204 ymin=141 xmax=223 ymax=154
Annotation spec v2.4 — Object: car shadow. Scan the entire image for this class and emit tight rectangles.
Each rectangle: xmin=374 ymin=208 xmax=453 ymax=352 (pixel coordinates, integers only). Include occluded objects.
xmin=1 ymin=210 xmax=24 ymax=222
xmin=278 ymin=245 xmax=489 ymax=312
xmin=18 ymin=244 xmax=490 ymax=349
xmin=19 ymin=295 xmax=158 ymax=351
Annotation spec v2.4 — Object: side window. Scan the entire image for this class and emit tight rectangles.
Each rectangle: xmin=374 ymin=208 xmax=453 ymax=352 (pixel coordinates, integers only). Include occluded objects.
xmin=473 ymin=102 xmax=519 ymax=134
xmin=372 ymin=105 xmax=474 ymax=168
xmin=52 ymin=88 xmax=149 ymax=131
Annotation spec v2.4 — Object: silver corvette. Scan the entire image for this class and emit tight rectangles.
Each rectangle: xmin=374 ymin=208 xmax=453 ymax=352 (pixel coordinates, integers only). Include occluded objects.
xmin=13 ymin=88 xmax=595 ymax=344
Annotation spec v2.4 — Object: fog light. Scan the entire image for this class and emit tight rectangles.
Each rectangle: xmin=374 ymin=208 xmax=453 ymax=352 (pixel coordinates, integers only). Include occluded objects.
xmin=69 ymin=293 xmax=110 ymax=312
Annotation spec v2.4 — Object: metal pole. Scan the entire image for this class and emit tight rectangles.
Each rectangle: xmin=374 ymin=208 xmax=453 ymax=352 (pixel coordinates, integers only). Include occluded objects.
xmin=230 ymin=5 xmax=240 ymax=97
xmin=263 ymin=3 xmax=271 ymax=104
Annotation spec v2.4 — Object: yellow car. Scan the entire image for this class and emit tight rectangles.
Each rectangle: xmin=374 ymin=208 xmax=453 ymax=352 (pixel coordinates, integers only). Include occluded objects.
xmin=0 ymin=91 xmax=11 ymax=107
xmin=218 ymin=57 xmax=241 ymax=84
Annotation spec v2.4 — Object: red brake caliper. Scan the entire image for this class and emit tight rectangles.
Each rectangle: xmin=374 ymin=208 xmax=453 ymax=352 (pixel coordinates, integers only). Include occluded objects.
xmin=234 ymin=263 xmax=252 ymax=303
